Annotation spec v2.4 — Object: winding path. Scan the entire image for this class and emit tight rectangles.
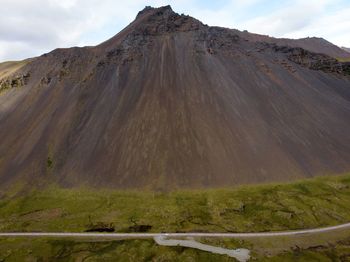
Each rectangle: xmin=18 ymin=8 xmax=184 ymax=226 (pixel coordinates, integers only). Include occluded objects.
xmin=1 ymin=223 xmax=350 ymax=261
xmin=1 ymin=222 xmax=350 ymax=238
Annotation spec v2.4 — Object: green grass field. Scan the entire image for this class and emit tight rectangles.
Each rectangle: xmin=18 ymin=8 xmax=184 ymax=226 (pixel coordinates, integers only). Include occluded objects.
xmin=1 ymin=173 xmax=350 ymax=261
xmin=0 ymin=238 xmax=242 ymax=262
xmin=1 ymin=173 xmax=350 ymax=233
xmin=0 ymin=236 xmax=349 ymax=261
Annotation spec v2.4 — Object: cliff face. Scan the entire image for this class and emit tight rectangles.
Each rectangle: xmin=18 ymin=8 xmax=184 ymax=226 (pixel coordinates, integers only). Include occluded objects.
xmin=1 ymin=6 xmax=350 ymax=189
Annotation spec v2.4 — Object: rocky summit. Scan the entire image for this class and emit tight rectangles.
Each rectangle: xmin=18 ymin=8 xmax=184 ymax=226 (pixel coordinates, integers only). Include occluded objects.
xmin=0 ymin=6 xmax=350 ymax=189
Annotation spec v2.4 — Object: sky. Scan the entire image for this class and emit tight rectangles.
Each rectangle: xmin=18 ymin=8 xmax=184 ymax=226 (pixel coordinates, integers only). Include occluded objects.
xmin=1 ymin=0 xmax=350 ymax=62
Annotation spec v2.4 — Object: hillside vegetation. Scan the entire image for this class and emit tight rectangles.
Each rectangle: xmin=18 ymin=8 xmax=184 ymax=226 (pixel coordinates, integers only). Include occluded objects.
xmin=1 ymin=174 xmax=350 ymax=261
xmin=1 ymin=173 xmax=350 ymax=234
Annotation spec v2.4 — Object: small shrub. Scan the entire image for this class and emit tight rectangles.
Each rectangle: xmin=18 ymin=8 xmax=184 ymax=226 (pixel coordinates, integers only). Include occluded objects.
xmin=47 ymin=156 xmax=53 ymax=169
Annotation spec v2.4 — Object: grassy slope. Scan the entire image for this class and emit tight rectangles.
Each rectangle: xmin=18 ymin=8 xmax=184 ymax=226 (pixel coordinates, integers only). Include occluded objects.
xmin=0 ymin=60 xmax=29 ymax=79
xmin=337 ymin=57 xmax=350 ymax=62
xmin=1 ymin=173 xmax=350 ymax=261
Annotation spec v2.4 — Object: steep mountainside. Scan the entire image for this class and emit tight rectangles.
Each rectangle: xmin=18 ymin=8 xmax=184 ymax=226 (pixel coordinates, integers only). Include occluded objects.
xmin=0 ymin=6 xmax=350 ymax=189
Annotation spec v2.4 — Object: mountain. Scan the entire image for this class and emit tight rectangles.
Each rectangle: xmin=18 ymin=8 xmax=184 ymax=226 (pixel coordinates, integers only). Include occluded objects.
xmin=1 ymin=6 xmax=350 ymax=189
xmin=236 ymin=32 xmax=350 ymax=59
xmin=342 ymin=47 xmax=350 ymax=53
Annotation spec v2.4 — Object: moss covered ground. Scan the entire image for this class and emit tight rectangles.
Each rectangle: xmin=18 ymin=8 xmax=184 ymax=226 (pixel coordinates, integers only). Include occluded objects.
xmin=1 ymin=173 xmax=350 ymax=261
xmin=0 ymin=234 xmax=350 ymax=261
xmin=1 ymin=174 xmax=350 ymax=233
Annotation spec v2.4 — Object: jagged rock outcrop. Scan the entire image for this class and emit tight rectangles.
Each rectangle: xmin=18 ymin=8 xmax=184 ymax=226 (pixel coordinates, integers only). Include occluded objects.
xmin=0 ymin=6 xmax=350 ymax=190
xmin=258 ymin=43 xmax=350 ymax=76
xmin=237 ymin=31 xmax=350 ymax=60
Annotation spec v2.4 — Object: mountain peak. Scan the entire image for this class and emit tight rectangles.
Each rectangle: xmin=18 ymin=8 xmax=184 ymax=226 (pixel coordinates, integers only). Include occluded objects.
xmin=133 ymin=5 xmax=204 ymax=35
xmin=136 ymin=5 xmax=174 ymax=19
xmin=97 ymin=5 xmax=203 ymax=51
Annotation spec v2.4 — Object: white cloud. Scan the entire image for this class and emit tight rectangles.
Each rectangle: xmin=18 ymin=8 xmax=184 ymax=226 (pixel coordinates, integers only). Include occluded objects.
xmin=0 ymin=0 xmax=349 ymax=62
xmin=236 ymin=0 xmax=337 ymax=37
xmin=284 ymin=7 xmax=350 ymax=47
xmin=0 ymin=0 xmax=146 ymax=61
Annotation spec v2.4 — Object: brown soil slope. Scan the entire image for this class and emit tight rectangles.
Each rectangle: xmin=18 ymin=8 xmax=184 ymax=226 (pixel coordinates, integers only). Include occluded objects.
xmin=1 ymin=6 xmax=350 ymax=189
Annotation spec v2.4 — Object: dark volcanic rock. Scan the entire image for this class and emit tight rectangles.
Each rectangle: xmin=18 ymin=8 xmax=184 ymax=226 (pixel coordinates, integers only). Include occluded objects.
xmin=127 ymin=225 xmax=152 ymax=233
xmin=266 ymin=44 xmax=350 ymax=76
xmin=0 ymin=6 xmax=350 ymax=190
xmin=237 ymin=32 xmax=350 ymax=60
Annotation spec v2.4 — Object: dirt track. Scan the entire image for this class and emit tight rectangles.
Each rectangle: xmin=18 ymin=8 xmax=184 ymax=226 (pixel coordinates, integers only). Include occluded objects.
xmin=1 ymin=222 xmax=350 ymax=238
